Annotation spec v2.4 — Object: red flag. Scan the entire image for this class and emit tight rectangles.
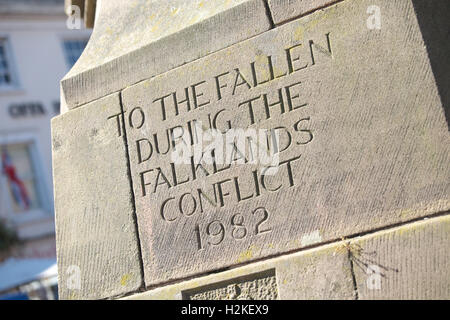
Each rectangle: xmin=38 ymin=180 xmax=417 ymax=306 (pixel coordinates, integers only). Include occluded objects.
xmin=1 ymin=148 xmax=30 ymax=210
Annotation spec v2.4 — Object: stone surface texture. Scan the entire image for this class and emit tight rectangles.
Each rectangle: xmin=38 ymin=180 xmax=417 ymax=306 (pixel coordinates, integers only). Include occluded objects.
xmin=268 ymin=0 xmax=340 ymax=25
xmin=352 ymin=215 xmax=450 ymax=299
xmin=120 ymin=0 xmax=449 ymax=287
xmin=52 ymin=93 xmax=143 ymax=299
xmin=60 ymin=0 xmax=272 ymax=112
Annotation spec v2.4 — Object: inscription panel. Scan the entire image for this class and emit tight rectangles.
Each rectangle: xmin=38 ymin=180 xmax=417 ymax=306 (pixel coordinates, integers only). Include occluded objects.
xmin=182 ymin=269 xmax=278 ymax=300
xmin=118 ymin=0 xmax=450 ymax=286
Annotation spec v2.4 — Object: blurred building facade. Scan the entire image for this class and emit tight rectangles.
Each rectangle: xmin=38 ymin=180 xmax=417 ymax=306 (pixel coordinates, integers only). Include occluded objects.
xmin=0 ymin=0 xmax=91 ymax=298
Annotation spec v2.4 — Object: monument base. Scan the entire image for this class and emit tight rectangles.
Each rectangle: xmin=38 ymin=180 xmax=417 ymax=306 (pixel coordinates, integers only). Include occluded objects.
xmin=54 ymin=0 xmax=450 ymax=300
xmin=123 ymin=215 xmax=449 ymax=300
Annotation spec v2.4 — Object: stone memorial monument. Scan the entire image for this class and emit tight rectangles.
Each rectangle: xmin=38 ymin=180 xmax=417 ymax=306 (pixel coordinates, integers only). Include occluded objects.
xmin=53 ymin=0 xmax=449 ymax=299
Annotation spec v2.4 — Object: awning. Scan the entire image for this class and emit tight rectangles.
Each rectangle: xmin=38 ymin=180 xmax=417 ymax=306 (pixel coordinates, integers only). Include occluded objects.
xmin=0 ymin=257 xmax=57 ymax=293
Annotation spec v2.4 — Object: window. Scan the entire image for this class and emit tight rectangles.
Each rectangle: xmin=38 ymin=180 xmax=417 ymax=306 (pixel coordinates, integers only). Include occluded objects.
xmin=0 ymin=38 xmax=14 ymax=88
xmin=62 ymin=39 xmax=88 ymax=68
xmin=1 ymin=143 xmax=41 ymax=214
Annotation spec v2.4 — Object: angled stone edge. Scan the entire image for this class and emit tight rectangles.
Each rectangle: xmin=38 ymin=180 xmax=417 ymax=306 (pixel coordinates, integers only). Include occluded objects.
xmin=122 ymin=240 xmax=356 ymax=300
xmin=60 ymin=0 xmax=272 ymax=112
xmin=122 ymin=215 xmax=449 ymax=300
xmin=52 ymin=92 xmax=143 ymax=300
xmin=268 ymin=0 xmax=341 ymax=25
xmin=351 ymin=214 xmax=450 ymax=300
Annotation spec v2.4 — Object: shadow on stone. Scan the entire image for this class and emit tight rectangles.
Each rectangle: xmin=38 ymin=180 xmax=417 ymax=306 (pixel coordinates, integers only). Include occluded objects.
xmin=412 ymin=0 xmax=450 ymax=130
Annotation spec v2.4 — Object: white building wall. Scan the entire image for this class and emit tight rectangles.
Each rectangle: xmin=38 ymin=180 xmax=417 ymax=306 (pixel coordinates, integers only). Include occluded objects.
xmin=0 ymin=13 xmax=90 ymax=244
